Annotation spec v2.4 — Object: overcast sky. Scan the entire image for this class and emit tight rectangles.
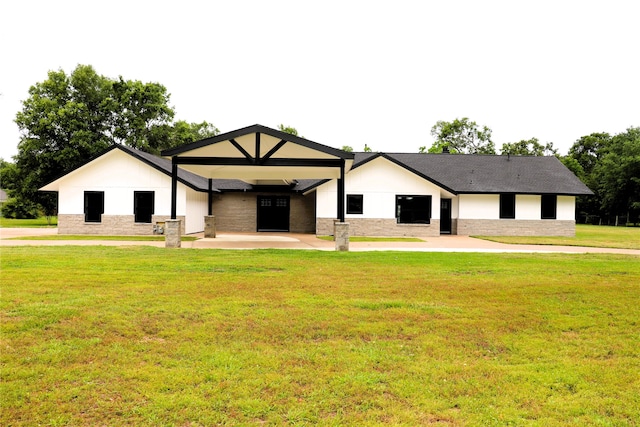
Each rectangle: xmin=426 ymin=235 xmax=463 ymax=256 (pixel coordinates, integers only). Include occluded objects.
xmin=1 ymin=0 xmax=638 ymax=160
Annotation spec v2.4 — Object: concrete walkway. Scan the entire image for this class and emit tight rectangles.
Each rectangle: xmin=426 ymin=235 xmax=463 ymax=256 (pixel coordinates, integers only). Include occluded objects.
xmin=1 ymin=228 xmax=639 ymax=255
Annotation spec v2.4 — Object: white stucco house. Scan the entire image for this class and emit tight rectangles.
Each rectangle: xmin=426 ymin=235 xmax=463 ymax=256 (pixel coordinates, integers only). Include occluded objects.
xmin=41 ymin=124 xmax=593 ymax=237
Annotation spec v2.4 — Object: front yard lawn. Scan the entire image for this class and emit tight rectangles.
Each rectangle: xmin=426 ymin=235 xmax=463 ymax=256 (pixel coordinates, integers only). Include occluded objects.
xmin=2 ymin=247 xmax=638 ymax=425
xmin=475 ymin=224 xmax=640 ymax=250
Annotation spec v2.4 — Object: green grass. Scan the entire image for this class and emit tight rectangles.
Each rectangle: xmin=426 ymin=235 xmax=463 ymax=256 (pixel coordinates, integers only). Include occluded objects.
xmin=317 ymin=235 xmax=424 ymax=242
xmin=0 ymin=217 xmax=57 ymax=227
xmin=475 ymin=224 xmax=640 ymax=250
xmin=8 ymin=235 xmax=198 ymax=241
xmin=2 ymin=247 xmax=639 ymax=425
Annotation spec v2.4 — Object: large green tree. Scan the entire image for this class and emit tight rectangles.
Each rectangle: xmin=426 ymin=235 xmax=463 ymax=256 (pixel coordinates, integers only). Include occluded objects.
xmin=423 ymin=118 xmax=496 ymax=154
xmin=592 ymin=127 xmax=640 ymax=224
xmin=500 ymin=138 xmax=558 ymax=156
xmin=565 ymin=132 xmax=612 ymax=223
xmin=3 ymin=65 xmax=216 ymax=218
xmin=568 ymin=132 xmax=612 ymax=180
xmin=565 ymin=130 xmax=640 ymax=225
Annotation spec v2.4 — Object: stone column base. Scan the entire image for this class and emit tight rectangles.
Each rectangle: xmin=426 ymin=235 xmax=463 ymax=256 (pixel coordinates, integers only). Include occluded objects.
xmin=204 ymin=215 xmax=216 ymax=238
xmin=334 ymin=221 xmax=350 ymax=252
xmin=165 ymin=219 xmax=182 ymax=248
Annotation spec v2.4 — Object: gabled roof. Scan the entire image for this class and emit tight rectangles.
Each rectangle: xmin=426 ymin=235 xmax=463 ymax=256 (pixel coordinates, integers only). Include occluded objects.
xmin=350 ymin=152 xmax=593 ymax=195
xmin=40 ymin=144 xmax=323 ymax=194
xmin=159 ymin=124 xmax=354 ymax=181
xmin=41 ymin=145 xmax=235 ymax=193
xmin=162 ymin=124 xmax=354 ymax=159
xmin=41 ymin=143 xmax=593 ymax=197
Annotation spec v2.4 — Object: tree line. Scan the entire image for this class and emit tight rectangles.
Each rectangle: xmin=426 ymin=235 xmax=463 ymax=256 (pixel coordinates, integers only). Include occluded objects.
xmin=1 ymin=66 xmax=638 ymax=225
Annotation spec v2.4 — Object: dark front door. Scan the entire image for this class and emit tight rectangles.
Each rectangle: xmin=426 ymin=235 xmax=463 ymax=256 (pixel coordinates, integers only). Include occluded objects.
xmin=440 ymin=198 xmax=452 ymax=234
xmin=257 ymin=196 xmax=290 ymax=231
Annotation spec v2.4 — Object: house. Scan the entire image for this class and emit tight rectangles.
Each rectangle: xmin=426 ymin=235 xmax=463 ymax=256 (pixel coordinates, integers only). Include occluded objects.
xmin=41 ymin=124 xmax=593 ymax=237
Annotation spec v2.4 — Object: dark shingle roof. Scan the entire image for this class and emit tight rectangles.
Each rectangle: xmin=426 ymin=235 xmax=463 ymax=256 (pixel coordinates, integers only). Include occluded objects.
xmin=351 ymin=152 xmax=593 ymax=195
xmin=47 ymin=145 xmax=591 ymax=196
xmin=117 ymin=145 xmax=213 ymax=192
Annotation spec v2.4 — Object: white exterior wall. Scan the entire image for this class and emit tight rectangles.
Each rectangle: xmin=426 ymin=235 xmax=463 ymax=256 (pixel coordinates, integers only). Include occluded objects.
xmin=459 ymin=194 xmax=576 ymax=220
xmin=57 ymin=150 xmax=186 ymax=216
xmin=316 ymin=157 xmax=441 ymax=219
xmin=458 ymin=194 xmax=499 ymax=219
xmin=557 ymin=196 xmax=576 ymax=220
xmin=185 ymin=189 xmax=208 ymax=234
xmin=517 ymin=195 xmax=540 ymax=220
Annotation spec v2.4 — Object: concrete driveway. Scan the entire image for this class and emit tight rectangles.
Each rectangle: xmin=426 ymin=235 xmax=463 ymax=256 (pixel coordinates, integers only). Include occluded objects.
xmin=1 ymin=228 xmax=639 ymax=255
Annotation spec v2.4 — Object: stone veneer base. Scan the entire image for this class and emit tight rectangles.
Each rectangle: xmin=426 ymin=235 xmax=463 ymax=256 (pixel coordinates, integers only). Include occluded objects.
xmin=58 ymin=214 xmax=185 ymax=235
xmin=456 ymin=219 xmax=576 ymax=236
xmin=317 ymin=218 xmax=440 ymax=238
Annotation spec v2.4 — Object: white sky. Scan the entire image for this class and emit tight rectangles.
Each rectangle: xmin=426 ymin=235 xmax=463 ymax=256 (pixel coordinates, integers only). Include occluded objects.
xmin=1 ymin=0 xmax=638 ymax=161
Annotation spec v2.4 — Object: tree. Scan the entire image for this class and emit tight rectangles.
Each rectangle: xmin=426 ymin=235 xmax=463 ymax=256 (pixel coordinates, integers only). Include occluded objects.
xmin=5 ymin=64 xmax=216 ymax=218
xmin=568 ymin=132 xmax=612 ymax=178
xmin=147 ymin=120 xmax=220 ymax=154
xmin=565 ymin=132 xmax=612 ymax=224
xmin=500 ymin=138 xmax=558 ymax=156
xmin=341 ymin=145 xmax=354 ymax=152
xmin=278 ymin=124 xmax=299 ymax=136
xmin=592 ymin=127 xmax=640 ymax=224
xmin=564 ymin=130 xmax=640 ymax=225
xmin=424 ymin=118 xmax=496 ymax=154
xmin=0 ymin=159 xmax=40 ymax=219
xmin=363 ymin=144 xmax=373 ymax=152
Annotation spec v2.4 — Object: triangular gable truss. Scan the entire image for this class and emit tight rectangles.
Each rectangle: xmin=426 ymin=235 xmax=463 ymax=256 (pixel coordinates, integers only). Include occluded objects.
xmin=161 ymin=124 xmax=354 ymax=221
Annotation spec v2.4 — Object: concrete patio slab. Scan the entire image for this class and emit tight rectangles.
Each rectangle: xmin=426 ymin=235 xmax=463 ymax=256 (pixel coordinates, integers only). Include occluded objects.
xmin=1 ymin=228 xmax=639 ymax=255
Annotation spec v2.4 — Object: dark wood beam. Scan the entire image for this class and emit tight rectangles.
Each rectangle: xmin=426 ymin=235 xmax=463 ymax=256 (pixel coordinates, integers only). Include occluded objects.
xmin=229 ymin=138 xmax=254 ymax=162
xmin=255 ymin=133 xmax=261 ymax=164
xmin=171 ymin=158 xmax=178 ymax=219
xmin=337 ymin=159 xmax=345 ymax=222
xmin=174 ymin=157 xmax=343 ymax=168
xmin=207 ymin=178 xmax=213 ymax=216
xmin=260 ymin=139 xmax=287 ymax=164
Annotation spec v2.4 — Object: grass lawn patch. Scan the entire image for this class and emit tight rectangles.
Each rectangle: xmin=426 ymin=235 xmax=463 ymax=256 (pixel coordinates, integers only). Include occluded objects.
xmin=2 ymin=247 xmax=639 ymax=425
xmin=0 ymin=217 xmax=57 ymax=227
xmin=317 ymin=235 xmax=424 ymax=242
xmin=7 ymin=235 xmax=199 ymax=241
xmin=475 ymin=224 xmax=640 ymax=250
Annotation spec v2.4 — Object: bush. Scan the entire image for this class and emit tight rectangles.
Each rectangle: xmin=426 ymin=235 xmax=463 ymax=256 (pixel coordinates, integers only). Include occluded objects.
xmin=0 ymin=197 xmax=40 ymax=219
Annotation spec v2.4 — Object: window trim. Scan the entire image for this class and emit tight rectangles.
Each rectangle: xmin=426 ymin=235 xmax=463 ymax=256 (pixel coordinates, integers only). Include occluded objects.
xmin=541 ymin=194 xmax=557 ymax=220
xmin=499 ymin=194 xmax=516 ymax=219
xmin=84 ymin=191 xmax=104 ymax=223
xmin=134 ymin=191 xmax=155 ymax=223
xmin=395 ymin=195 xmax=432 ymax=224
xmin=346 ymin=194 xmax=364 ymax=215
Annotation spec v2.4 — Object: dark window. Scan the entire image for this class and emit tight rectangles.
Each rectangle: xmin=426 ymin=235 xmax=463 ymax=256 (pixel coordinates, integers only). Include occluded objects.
xmin=84 ymin=191 xmax=104 ymax=223
xmin=541 ymin=195 xmax=557 ymax=219
xmin=500 ymin=194 xmax=516 ymax=219
xmin=134 ymin=191 xmax=155 ymax=223
xmin=347 ymin=194 xmax=363 ymax=214
xmin=396 ymin=195 xmax=431 ymax=224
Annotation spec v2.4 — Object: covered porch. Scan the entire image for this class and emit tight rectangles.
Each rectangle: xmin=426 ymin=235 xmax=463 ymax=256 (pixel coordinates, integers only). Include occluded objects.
xmin=160 ymin=124 xmax=354 ymax=250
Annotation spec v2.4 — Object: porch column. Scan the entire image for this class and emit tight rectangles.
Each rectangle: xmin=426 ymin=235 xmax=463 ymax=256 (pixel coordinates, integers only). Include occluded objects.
xmin=334 ymin=221 xmax=350 ymax=251
xmin=165 ymin=219 xmax=182 ymax=248
xmin=171 ymin=158 xmax=178 ymax=219
xmin=204 ymin=215 xmax=216 ymax=238
xmin=207 ymin=178 xmax=213 ymax=216
xmin=337 ymin=159 xmax=345 ymax=222
xmin=205 ymin=178 xmax=216 ymax=238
